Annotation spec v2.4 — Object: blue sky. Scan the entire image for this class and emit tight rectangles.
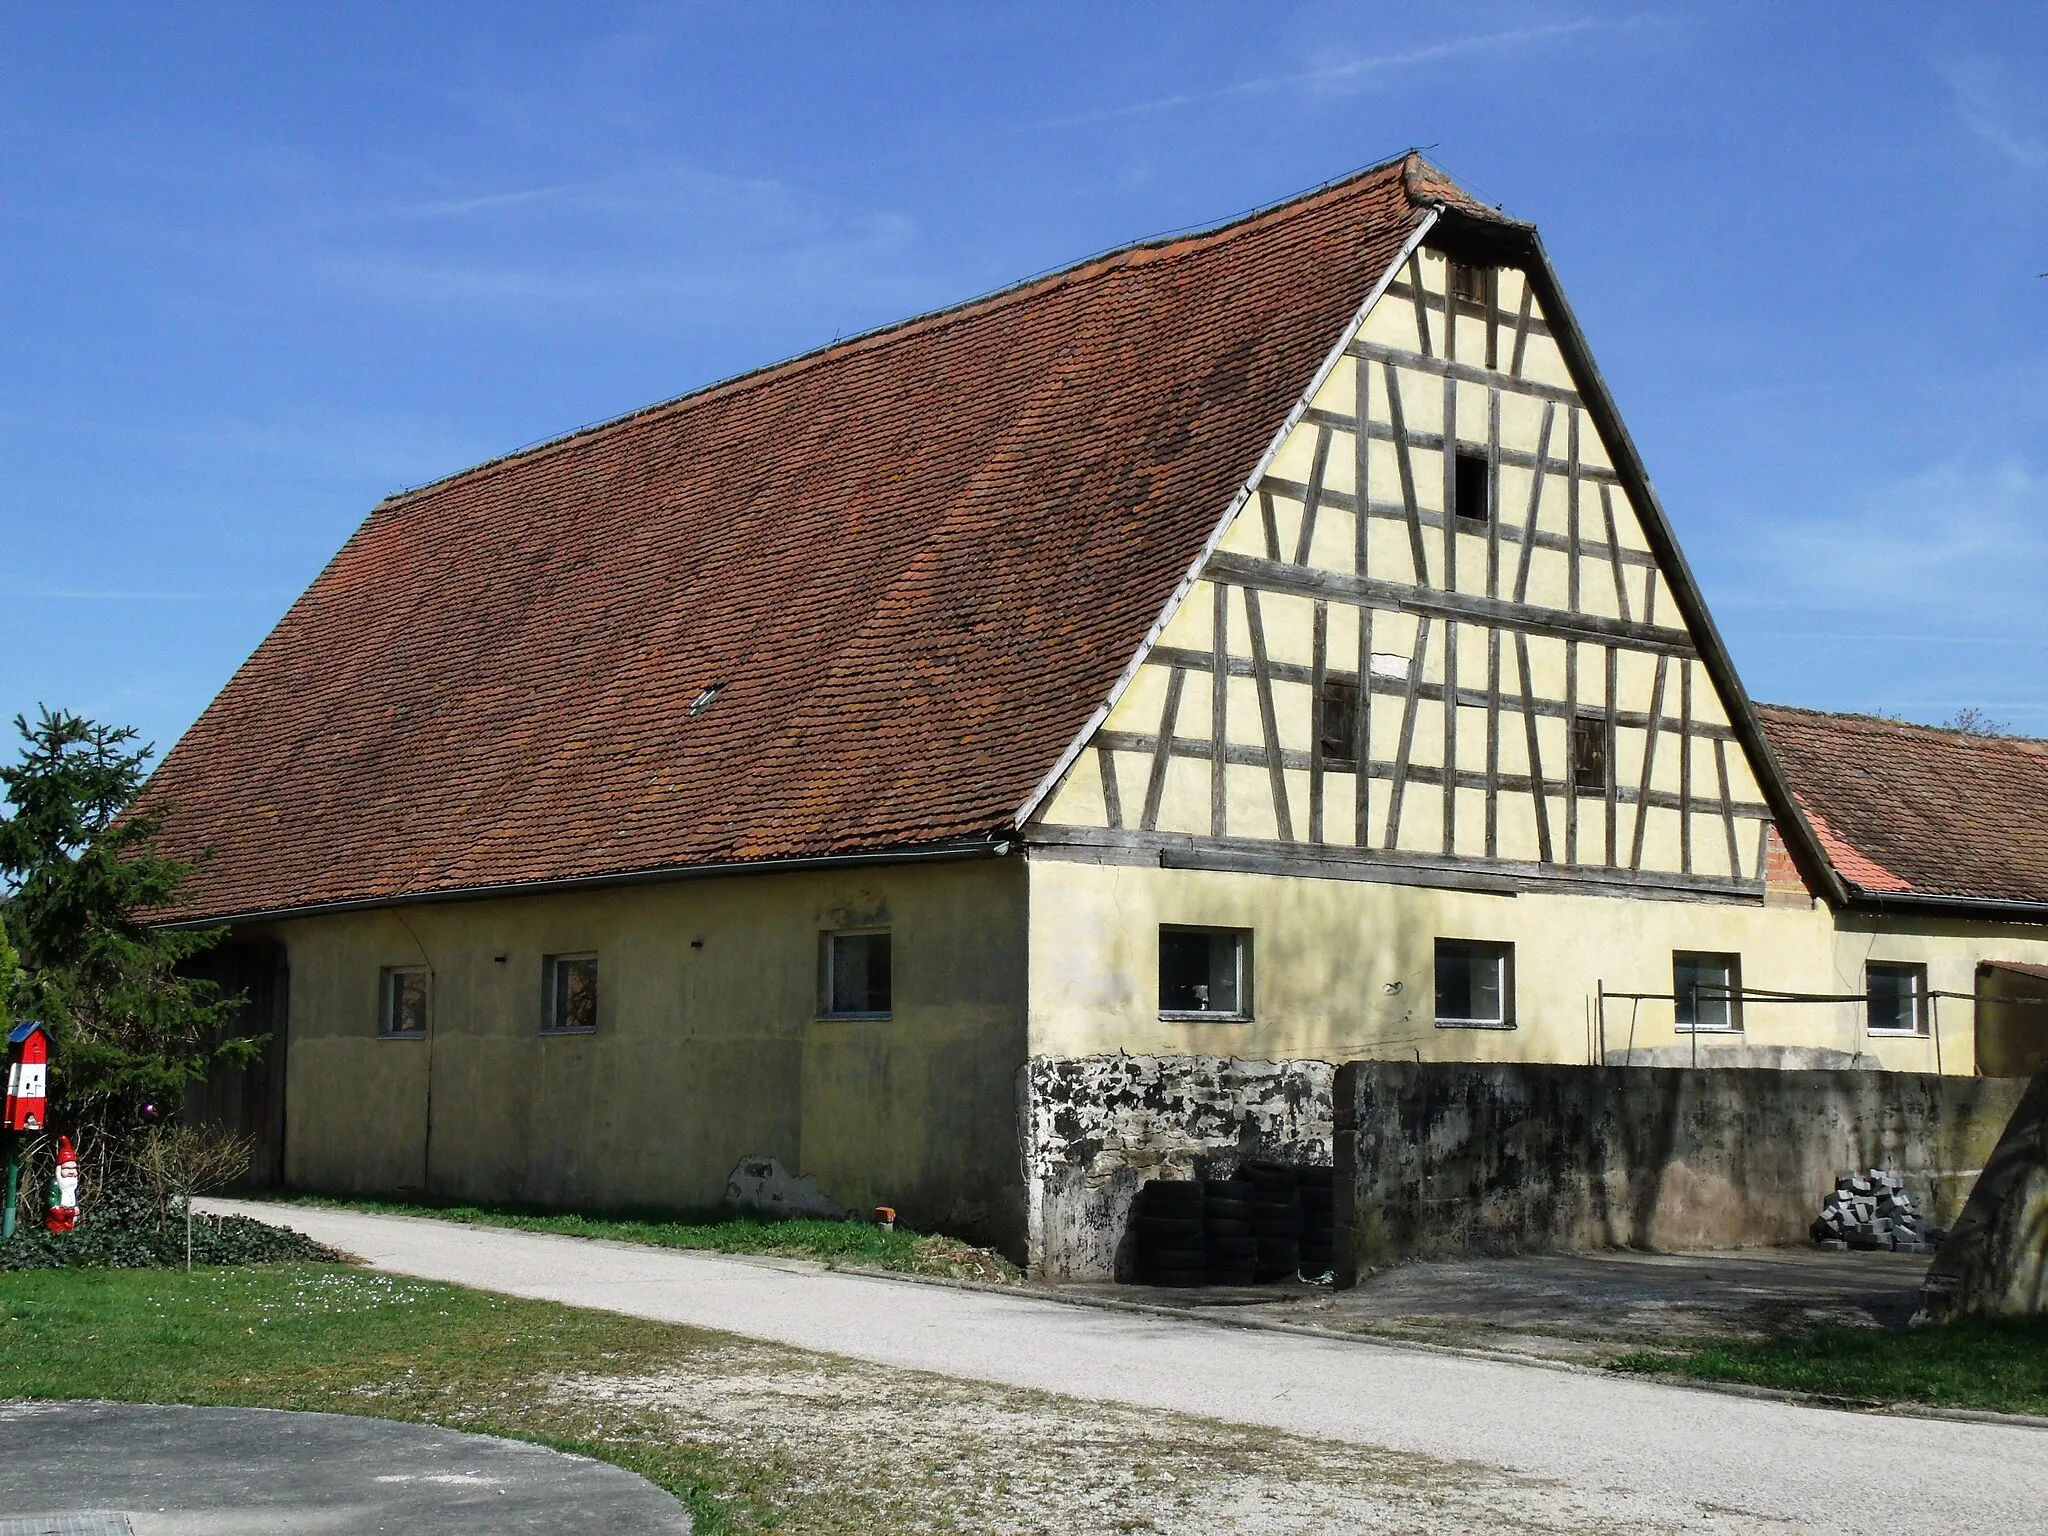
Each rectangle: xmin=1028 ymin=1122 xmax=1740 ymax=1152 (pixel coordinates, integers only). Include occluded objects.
xmin=5 ymin=2 xmax=2046 ymax=762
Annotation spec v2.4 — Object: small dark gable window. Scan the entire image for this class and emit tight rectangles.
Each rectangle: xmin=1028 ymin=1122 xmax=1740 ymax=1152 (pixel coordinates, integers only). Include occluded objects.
xmin=1450 ymin=261 xmax=1489 ymax=303
xmin=1571 ymin=716 xmax=1609 ymax=792
xmin=1454 ymin=453 xmax=1490 ymax=522
xmin=1318 ymin=676 xmax=1359 ymax=765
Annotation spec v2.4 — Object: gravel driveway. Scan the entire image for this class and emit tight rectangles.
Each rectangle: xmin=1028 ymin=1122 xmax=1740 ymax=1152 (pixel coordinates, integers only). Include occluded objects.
xmin=208 ymin=1200 xmax=2048 ymax=1534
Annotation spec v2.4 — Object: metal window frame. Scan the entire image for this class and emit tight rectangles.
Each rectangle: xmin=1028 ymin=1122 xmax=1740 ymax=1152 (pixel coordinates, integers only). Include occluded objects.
xmin=541 ymin=950 xmax=599 ymax=1034
xmin=1157 ymin=924 xmax=1255 ymax=1022
xmin=820 ymin=928 xmax=894 ymax=1020
xmin=378 ymin=964 xmax=430 ymax=1038
xmin=1434 ymin=937 xmax=1516 ymax=1029
xmin=1864 ymin=960 xmax=1930 ymax=1037
xmin=1673 ymin=950 xmax=1744 ymax=1033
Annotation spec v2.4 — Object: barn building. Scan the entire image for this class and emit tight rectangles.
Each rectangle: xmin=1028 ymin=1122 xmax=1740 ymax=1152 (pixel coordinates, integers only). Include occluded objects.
xmin=149 ymin=154 xmax=2048 ymax=1265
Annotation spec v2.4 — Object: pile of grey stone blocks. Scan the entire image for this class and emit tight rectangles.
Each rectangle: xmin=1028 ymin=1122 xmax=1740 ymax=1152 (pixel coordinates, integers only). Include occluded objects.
xmin=1812 ymin=1169 xmax=1945 ymax=1253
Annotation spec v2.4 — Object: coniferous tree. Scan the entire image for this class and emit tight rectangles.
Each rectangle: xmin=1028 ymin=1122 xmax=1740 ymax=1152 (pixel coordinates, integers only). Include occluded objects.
xmin=0 ymin=708 xmax=254 ymax=1148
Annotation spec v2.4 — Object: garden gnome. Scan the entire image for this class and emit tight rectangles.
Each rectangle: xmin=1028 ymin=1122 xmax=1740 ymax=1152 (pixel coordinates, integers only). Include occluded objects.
xmin=45 ymin=1137 xmax=78 ymax=1234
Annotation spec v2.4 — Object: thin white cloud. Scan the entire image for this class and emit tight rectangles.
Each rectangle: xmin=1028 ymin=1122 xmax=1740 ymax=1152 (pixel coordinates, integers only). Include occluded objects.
xmin=1033 ymin=20 xmax=1595 ymax=130
xmin=1942 ymin=58 xmax=2048 ymax=173
xmin=1739 ymin=460 xmax=2048 ymax=611
xmin=398 ymin=181 xmax=599 ymax=220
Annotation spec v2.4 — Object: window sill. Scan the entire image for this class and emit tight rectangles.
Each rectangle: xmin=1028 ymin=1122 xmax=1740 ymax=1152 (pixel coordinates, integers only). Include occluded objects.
xmin=818 ymin=1011 xmax=892 ymax=1022
xmin=1435 ymin=1018 xmax=1515 ymax=1030
xmin=1675 ymin=1025 xmax=1742 ymax=1035
xmin=1160 ymin=1011 xmax=1253 ymax=1023
xmin=1866 ymin=1028 xmax=1929 ymax=1039
xmin=379 ymin=1031 xmax=426 ymax=1041
xmin=539 ymin=1026 xmax=597 ymax=1036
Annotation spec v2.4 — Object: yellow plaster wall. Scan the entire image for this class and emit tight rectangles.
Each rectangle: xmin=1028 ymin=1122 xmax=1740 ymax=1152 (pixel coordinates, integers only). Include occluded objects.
xmin=259 ymin=857 xmax=1029 ymax=1249
xmin=1026 ymin=857 xmax=2048 ymax=1074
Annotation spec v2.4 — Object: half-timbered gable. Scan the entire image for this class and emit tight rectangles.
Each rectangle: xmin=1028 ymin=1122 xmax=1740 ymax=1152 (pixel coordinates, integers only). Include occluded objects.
xmin=1034 ymin=238 xmax=1775 ymax=901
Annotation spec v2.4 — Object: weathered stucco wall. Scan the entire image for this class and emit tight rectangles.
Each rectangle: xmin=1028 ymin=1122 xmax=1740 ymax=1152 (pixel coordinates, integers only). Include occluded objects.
xmin=1334 ymin=1060 xmax=2030 ymax=1278
xmin=256 ymin=856 xmax=1029 ymax=1254
xmin=1026 ymin=857 xmax=2048 ymax=1075
xmin=1021 ymin=1052 xmax=1333 ymax=1280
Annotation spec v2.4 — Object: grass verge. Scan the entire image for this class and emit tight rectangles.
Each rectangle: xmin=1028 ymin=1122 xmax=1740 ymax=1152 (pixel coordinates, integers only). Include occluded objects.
xmin=0 ymin=1263 xmax=775 ymax=1533
xmin=1611 ymin=1318 xmax=2048 ymax=1416
xmin=257 ymin=1191 xmax=1021 ymax=1284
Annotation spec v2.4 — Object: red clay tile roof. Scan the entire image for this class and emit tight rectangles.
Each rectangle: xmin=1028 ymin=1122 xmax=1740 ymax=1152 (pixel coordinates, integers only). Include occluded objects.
xmin=1757 ymin=705 xmax=2048 ymax=910
xmin=145 ymin=154 xmax=1473 ymax=922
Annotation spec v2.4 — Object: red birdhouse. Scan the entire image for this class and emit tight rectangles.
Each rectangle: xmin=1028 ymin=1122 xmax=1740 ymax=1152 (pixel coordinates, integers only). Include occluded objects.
xmin=5 ymin=1023 xmax=51 ymax=1134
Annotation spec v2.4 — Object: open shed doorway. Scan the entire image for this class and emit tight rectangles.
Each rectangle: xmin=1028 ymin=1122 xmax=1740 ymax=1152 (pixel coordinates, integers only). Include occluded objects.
xmin=181 ymin=936 xmax=289 ymax=1186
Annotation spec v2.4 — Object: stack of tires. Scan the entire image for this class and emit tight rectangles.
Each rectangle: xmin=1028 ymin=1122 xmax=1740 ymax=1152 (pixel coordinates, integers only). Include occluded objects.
xmin=1202 ymin=1177 xmax=1256 ymax=1285
xmin=1298 ymin=1166 xmax=1336 ymax=1278
xmin=1239 ymin=1160 xmax=1303 ymax=1281
xmin=1130 ymin=1180 xmax=1208 ymax=1287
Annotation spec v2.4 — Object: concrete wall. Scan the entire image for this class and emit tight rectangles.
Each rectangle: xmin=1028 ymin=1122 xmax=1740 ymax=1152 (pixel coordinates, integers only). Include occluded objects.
xmin=257 ymin=856 xmax=1029 ymax=1254
xmin=1025 ymin=856 xmax=2048 ymax=1075
xmin=1333 ymin=1060 xmax=2031 ymax=1278
xmin=1021 ymin=1052 xmax=1332 ymax=1280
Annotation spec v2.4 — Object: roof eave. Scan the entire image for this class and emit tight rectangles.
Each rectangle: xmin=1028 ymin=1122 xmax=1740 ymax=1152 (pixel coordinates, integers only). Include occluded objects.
xmin=152 ymin=831 xmax=1016 ymax=932
xmin=1841 ymin=887 xmax=2048 ymax=927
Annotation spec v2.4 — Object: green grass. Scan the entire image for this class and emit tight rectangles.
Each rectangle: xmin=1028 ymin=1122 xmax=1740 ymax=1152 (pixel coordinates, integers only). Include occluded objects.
xmin=256 ymin=1191 xmax=1022 ymax=1283
xmin=1612 ymin=1319 xmax=2048 ymax=1416
xmin=0 ymin=1263 xmax=799 ymax=1533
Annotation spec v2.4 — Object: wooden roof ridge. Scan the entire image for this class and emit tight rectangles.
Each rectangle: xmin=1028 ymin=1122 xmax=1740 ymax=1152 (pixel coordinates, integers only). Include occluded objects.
xmin=377 ymin=150 xmax=1499 ymax=513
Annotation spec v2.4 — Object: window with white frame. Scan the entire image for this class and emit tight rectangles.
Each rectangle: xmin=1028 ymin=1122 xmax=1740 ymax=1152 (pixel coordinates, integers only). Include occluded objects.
xmin=1159 ymin=927 xmax=1250 ymax=1020
xmin=1866 ymin=962 xmax=1928 ymax=1035
xmin=1435 ymin=939 xmax=1513 ymax=1028
xmin=542 ymin=952 xmax=598 ymax=1033
xmin=823 ymin=930 xmax=892 ymax=1017
xmin=379 ymin=966 xmax=429 ymax=1037
xmin=1674 ymin=952 xmax=1742 ymax=1032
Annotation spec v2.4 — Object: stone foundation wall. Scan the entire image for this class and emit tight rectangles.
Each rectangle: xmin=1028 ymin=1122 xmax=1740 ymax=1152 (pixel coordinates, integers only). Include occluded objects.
xmin=1335 ymin=1061 xmax=2030 ymax=1281
xmin=1021 ymin=1054 xmax=1333 ymax=1281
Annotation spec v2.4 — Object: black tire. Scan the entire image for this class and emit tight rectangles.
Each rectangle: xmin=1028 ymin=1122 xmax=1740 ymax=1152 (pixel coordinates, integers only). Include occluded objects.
xmin=1206 ymin=1265 xmax=1257 ymax=1286
xmin=1136 ymin=1215 xmax=1205 ymax=1241
xmin=1141 ymin=1180 xmax=1206 ymax=1209
xmin=1204 ymin=1179 xmax=1254 ymax=1202
xmin=1141 ymin=1238 xmax=1207 ymax=1260
xmin=1140 ymin=1268 xmax=1208 ymax=1288
xmin=1240 ymin=1162 xmax=1298 ymax=1191
xmin=1300 ymin=1186 xmax=1335 ymax=1210
xmin=1204 ymin=1198 xmax=1253 ymax=1223
xmin=1206 ymin=1236 xmax=1257 ymax=1259
xmin=1205 ymin=1217 xmax=1252 ymax=1239
xmin=1297 ymin=1166 xmax=1335 ymax=1187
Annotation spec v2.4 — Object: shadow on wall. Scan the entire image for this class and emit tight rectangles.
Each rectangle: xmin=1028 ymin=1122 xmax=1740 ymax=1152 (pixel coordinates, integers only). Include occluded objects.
xmin=1336 ymin=1060 xmax=2031 ymax=1281
xmin=1922 ymin=1070 xmax=2048 ymax=1318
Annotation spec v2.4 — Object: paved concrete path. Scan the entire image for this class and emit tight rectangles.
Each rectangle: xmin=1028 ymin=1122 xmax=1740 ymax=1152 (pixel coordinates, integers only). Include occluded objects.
xmin=0 ymin=1400 xmax=690 ymax=1534
xmin=214 ymin=1201 xmax=2048 ymax=1534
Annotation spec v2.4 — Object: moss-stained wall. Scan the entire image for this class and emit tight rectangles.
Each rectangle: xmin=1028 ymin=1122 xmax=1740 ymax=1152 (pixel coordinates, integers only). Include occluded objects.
xmin=1334 ymin=1060 xmax=2031 ymax=1275
xmin=254 ymin=856 xmax=1028 ymax=1253
xmin=1026 ymin=856 xmax=2048 ymax=1074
